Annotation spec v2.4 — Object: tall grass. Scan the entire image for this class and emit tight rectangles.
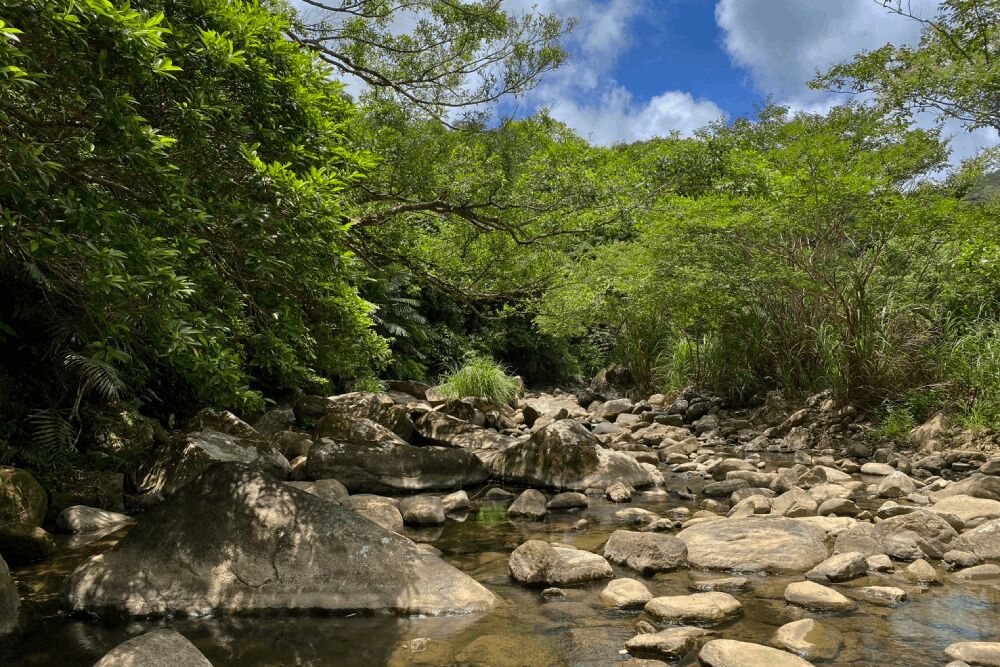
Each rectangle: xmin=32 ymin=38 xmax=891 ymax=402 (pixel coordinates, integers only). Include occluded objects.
xmin=435 ymin=357 xmax=523 ymax=408
xmin=946 ymin=319 xmax=1000 ymax=429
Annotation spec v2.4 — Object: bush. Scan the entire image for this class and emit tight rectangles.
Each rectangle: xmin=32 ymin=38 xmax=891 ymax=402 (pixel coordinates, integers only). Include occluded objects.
xmin=435 ymin=357 xmax=522 ymax=408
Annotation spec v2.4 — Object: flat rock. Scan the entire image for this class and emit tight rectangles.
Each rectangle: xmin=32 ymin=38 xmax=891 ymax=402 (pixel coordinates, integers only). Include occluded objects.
xmin=547 ymin=491 xmax=588 ymax=510
xmin=851 ymin=586 xmax=907 ymax=606
xmin=945 ymin=642 xmax=1000 ymax=666
xmin=699 ymin=639 xmax=815 ymax=667
xmin=644 ymin=592 xmax=741 ymax=625
xmin=64 ymin=465 xmax=494 ymax=617
xmin=676 ymin=517 xmax=828 ymax=573
xmin=94 ymin=629 xmax=211 ymax=667
xmin=603 ymin=530 xmax=687 ymax=573
xmin=805 ymin=552 xmax=867 ymax=582
xmin=771 ymin=618 xmax=842 ymax=661
xmin=306 ymin=435 xmax=488 ymax=494
xmin=508 ymin=540 xmax=612 ymax=586
xmin=599 ymin=578 xmax=653 ymax=608
xmin=783 ymin=581 xmax=853 ymax=611
xmin=626 ymin=626 xmax=709 ymax=659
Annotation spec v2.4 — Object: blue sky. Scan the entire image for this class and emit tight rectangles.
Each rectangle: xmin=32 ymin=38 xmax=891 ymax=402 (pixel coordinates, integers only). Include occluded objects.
xmin=501 ymin=0 xmax=998 ymax=163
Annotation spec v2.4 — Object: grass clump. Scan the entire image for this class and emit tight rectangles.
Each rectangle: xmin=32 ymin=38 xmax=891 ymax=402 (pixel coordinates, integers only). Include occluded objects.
xmin=436 ymin=357 xmax=522 ymax=408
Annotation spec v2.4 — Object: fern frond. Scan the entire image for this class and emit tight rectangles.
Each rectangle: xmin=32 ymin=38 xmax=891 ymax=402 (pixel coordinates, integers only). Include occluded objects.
xmin=63 ymin=352 xmax=125 ymax=402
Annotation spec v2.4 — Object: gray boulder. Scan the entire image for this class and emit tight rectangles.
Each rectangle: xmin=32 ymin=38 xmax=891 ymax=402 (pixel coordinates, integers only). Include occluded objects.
xmin=399 ymin=496 xmax=446 ymax=525
xmin=93 ymin=629 xmax=211 ymax=667
xmin=507 ymin=489 xmax=548 ymax=520
xmin=64 ymin=465 xmax=495 ymax=617
xmin=306 ymin=434 xmax=488 ymax=494
xmin=0 ymin=466 xmax=47 ymax=526
xmin=676 ymin=517 xmax=828 ymax=573
xmin=508 ymin=540 xmax=612 ymax=585
xmin=493 ymin=420 xmax=651 ymax=491
xmin=56 ymin=506 xmax=134 ymax=533
xmin=603 ymin=530 xmax=687 ymax=573
xmin=414 ymin=411 xmax=513 ymax=453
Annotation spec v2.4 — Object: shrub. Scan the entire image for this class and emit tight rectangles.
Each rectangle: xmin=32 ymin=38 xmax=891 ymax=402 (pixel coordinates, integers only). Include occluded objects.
xmin=435 ymin=357 xmax=522 ymax=408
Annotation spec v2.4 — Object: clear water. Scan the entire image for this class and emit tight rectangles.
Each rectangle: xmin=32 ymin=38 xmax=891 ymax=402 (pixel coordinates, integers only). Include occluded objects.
xmin=3 ymin=462 xmax=1000 ymax=666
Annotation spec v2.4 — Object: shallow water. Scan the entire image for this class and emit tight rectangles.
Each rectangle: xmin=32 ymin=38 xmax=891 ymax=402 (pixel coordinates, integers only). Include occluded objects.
xmin=4 ymin=461 xmax=1000 ymax=666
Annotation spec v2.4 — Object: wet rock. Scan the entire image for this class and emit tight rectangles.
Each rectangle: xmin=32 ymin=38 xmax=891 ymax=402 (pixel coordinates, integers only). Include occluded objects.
xmin=507 ymin=489 xmax=548 ymax=520
xmin=699 ymin=639 xmax=814 ymax=667
xmin=64 ymin=465 xmax=495 ymax=617
xmin=0 ymin=466 xmax=47 ymax=526
xmin=345 ymin=495 xmax=404 ymax=533
xmin=93 ymin=629 xmax=211 ymax=667
xmin=944 ymin=550 xmax=982 ymax=568
xmin=945 ymin=642 xmax=1000 ymax=666
xmin=643 ymin=592 xmax=742 ymax=625
xmin=951 ymin=564 xmax=1000 ymax=583
xmin=771 ymin=618 xmax=842 ymax=661
xmin=143 ymin=428 xmax=289 ymax=495
xmin=547 ymin=492 xmax=588 ymax=510
xmin=599 ymin=578 xmax=653 ymax=608
xmin=0 ymin=523 xmax=56 ymax=566
xmin=689 ymin=576 xmax=752 ymax=593
xmin=454 ymin=633 xmax=558 ymax=667
xmin=508 ymin=540 xmax=612 ymax=586
xmin=783 ymin=581 xmax=854 ymax=611
xmin=904 ymin=558 xmax=941 ymax=584
xmin=805 ymin=551 xmax=867 ymax=582
xmin=606 ymin=480 xmax=634 ymax=502
xmin=0 ymin=555 xmax=16 ymax=634
xmin=702 ymin=479 xmax=749 ymax=498
xmin=816 ymin=498 xmax=858 ymax=517
xmin=852 ymin=585 xmax=907 ymax=606
xmin=399 ymin=496 xmax=446 ymax=525
xmin=603 ymin=531 xmax=687 ymax=573
xmin=493 ymin=420 xmax=651 ymax=491
xmin=306 ymin=435 xmax=488 ymax=494
xmin=56 ymin=506 xmax=134 ymax=533
xmin=676 ymin=517 xmax=828 ymax=573
xmin=541 ymin=587 xmax=565 ymax=598
xmin=442 ymin=490 xmax=470 ymax=513
xmin=625 ymin=626 xmax=709 ymax=659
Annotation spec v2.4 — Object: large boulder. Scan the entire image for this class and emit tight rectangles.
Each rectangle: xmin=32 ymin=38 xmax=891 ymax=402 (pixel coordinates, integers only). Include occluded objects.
xmin=771 ymin=619 xmax=842 ymax=662
xmin=414 ymin=411 xmax=514 ymax=453
xmin=961 ymin=518 xmax=1000 ymax=559
xmin=932 ymin=474 xmax=1000 ymax=502
xmin=296 ymin=392 xmax=413 ymax=440
xmin=930 ymin=495 xmax=1000 ymax=528
xmin=0 ymin=466 xmax=47 ymax=526
xmin=644 ymin=592 xmax=742 ymax=625
xmin=93 ymin=629 xmax=211 ymax=667
xmin=306 ymin=434 xmax=488 ymax=494
xmin=508 ymin=540 xmax=612 ymax=586
xmin=603 ymin=531 xmax=687 ymax=573
xmin=493 ymin=420 xmax=652 ymax=491
xmin=0 ymin=555 xmax=16 ymax=634
xmin=0 ymin=523 xmax=56 ymax=566
xmin=143 ymin=429 xmax=289 ymax=495
xmin=63 ymin=465 xmax=495 ymax=617
xmin=56 ymin=506 xmax=134 ymax=534
xmin=676 ymin=517 xmax=828 ymax=573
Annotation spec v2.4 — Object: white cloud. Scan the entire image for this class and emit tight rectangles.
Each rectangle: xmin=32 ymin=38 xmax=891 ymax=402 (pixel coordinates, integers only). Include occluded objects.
xmin=714 ymin=0 xmax=998 ymax=163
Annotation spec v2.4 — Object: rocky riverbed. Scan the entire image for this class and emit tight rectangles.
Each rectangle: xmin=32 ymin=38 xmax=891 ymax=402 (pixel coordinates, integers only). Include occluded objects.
xmin=4 ymin=384 xmax=1000 ymax=665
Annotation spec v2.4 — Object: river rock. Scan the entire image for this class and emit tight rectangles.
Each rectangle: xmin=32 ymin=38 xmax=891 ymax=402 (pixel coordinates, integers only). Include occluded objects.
xmin=306 ymin=435 xmax=488 ymax=494
xmin=143 ymin=429 xmax=289 ymax=495
xmin=415 ymin=411 xmax=513 ymax=453
xmin=508 ymin=540 xmax=612 ymax=585
xmin=625 ymin=626 xmax=709 ymax=659
xmin=961 ymin=518 xmax=1000 ymax=559
xmin=547 ymin=492 xmax=588 ymax=510
xmin=676 ymin=517 xmax=828 ymax=573
xmin=345 ymin=495 xmax=404 ymax=533
xmin=493 ymin=420 xmax=651 ymax=491
xmin=860 ymin=462 xmax=895 ymax=476
xmin=783 ymin=581 xmax=853 ymax=611
xmin=303 ymin=391 xmax=414 ymax=440
xmin=931 ymin=495 xmax=1000 ymax=528
xmin=644 ymin=592 xmax=741 ymax=624
xmin=507 ymin=489 xmax=548 ymax=520
xmin=0 ymin=466 xmax=47 ymax=526
xmin=56 ymin=506 xmax=134 ymax=533
xmin=442 ymin=490 xmax=470 ymax=513
xmin=603 ymin=530 xmax=687 ymax=573
xmin=805 ymin=551 xmax=867 ymax=582
xmin=399 ymin=496 xmax=446 ymax=525
xmin=0 ymin=555 xmax=16 ymax=634
xmin=933 ymin=474 xmax=1000 ymax=501
xmin=606 ymin=480 xmax=634 ymax=502
xmin=64 ymin=465 xmax=494 ymax=617
xmin=877 ymin=471 xmax=917 ymax=498
xmin=771 ymin=619 xmax=841 ymax=661
xmin=93 ymin=629 xmax=211 ymax=667
xmin=595 ymin=398 xmax=634 ymax=421
xmin=904 ymin=558 xmax=941 ymax=584
xmin=0 ymin=523 xmax=56 ymax=566
xmin=945 ymin=641 xmax=1000 ymax=666
xmin=771 ymin=489 xmax=818 ymax=517
xmin=699 ymin=639 xmax=814 ymax=667
xmin=599 ymin=577 xmax=653 ymax=608
xmin=852 ymin=585 xmax=907 ymax=606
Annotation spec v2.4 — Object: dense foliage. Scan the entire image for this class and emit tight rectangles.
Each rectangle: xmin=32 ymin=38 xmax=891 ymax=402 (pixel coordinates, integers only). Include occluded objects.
xmin=2 ymin=0 xmax=1000 ymax=475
